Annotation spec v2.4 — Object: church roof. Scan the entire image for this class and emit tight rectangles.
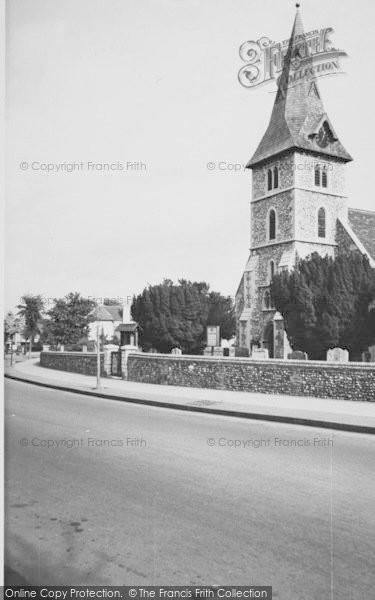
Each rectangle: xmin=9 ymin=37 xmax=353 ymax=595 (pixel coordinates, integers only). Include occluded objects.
xmin=348 ymin=209 xmax=375 ymax=262
xmin=247 ymin=8 xmax=352 ymax=168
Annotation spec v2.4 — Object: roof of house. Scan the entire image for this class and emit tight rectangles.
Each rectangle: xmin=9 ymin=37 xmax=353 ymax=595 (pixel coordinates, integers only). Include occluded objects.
xmin=90 ymin=305 xmax=114 ymax=322
xmin=348 ymin=209 xmax=375 ymax=262
xmin=104 ymin=305 xmax=123 ymax=321
xmin=90 ymin=304 xmax=123 ymax=322
xmin=247 ymin=8 xmax=352 ymax=167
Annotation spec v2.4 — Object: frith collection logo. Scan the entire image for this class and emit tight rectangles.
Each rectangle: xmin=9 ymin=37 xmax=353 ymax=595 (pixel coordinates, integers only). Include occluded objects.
xmin=238 ymin=27 xmax=347 ymax=89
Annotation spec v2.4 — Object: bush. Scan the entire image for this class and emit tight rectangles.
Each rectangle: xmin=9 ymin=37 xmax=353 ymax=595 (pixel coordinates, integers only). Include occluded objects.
xmin=235 ymin=347 xmax=249 ymax=357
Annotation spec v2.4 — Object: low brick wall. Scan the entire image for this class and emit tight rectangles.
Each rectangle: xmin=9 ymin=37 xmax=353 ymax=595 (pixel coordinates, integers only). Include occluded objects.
xmin=127 ymin=354 xmax=375 ymax=401
xmin=40 ymin=351 xmax=105 ymax=376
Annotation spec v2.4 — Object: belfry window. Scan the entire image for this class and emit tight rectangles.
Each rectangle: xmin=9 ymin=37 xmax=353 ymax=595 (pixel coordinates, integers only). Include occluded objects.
xmin=322 ymin=166 xmax=328 ymax=188
xmin=314 ymin=164 xmax=320 ymax=186
xmin=267 ymin=166 xmax=279 ymax=191
xmin=273 ymin=166 xmax=279 ymax=188
xmin=269 ymin=209 xmax=276 ymax=241
xmin=267 ymin=169 xmax=272 ymax=191
xmin=318 ymin=207 xmax=326 ymax=238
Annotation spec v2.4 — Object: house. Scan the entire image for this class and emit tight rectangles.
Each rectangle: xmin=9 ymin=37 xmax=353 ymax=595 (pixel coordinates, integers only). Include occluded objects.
xmin=88 ymin=303 xmax=139 ymax=347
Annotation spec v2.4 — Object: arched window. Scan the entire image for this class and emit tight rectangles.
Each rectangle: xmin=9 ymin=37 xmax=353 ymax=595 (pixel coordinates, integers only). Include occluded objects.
xmin=322 ymin=166 xmax=328 ymax=188
xmin=318 ymin=207 xmax=326 ymax=238
xmin=273 ymin=166 xmax=279 ymax=188
xmin=264 ymin=290 xmax=271 ymax=310
xmin=267 ymin=169 xmax=272 ymax=191
xmin=314 ymin=164 xmax=320 ymax=186
xmin=269 ymin=209 xmax=276 ymax=240
xmin=268 ymin=260 xmax=275 ymax=283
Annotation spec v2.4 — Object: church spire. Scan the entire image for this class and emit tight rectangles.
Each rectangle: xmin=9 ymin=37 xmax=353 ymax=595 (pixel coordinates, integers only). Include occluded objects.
xmin=247 ymin=6 xmax=352 ymax=167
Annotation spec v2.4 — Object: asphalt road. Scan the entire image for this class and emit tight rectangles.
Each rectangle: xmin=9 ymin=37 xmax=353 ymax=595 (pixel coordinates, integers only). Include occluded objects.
xmin=4 ymin=378 xmax=375 ymax=597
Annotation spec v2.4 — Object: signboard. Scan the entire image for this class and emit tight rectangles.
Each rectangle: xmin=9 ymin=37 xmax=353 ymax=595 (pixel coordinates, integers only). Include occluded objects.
xmin=206 ymin=326 xmax=220 ymax=347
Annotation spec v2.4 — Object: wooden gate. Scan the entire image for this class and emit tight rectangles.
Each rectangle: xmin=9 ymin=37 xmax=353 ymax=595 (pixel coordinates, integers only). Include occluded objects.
xmin=111 ymin=350 xmax=122 ymax=376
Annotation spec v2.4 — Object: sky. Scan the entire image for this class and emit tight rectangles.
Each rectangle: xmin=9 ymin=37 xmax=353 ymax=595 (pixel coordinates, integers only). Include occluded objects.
xmin=5 ymin=0 xmax=375 ymax=312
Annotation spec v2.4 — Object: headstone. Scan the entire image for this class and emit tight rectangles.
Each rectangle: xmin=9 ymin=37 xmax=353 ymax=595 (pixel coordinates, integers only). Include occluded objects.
xmin=251 ymin=348 xmax=269 ymax=360
xmin=171 ymin=347 xmax=182 ymax=355
xmin=60 ymin=345 xmax=64 ymax=352
xmin=288 ymin=350 xmax=308 ymax=360
xmin=213 ymin=346 xmax=224 ymax=356
xmin=228 ymin=347 xmax=236 ymax=357
xmin=203 ymin=347 xmax=213 ymax=356
xmin=326 ymin=347 xmax=349 ymax=363
xmin=42 ymin=344 xmax=50 ymax=352
xmin=82 ymin=345 xmax=88 ymax=353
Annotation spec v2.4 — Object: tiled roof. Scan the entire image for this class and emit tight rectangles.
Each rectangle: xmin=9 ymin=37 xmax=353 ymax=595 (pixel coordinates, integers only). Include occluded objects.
xmin=247 ymin=9 xmax=352 ymax=167
xmin=348 ymin=209 xmax=375 ymax=262
xmin=104 ymin=305 xmax=123 ymax=322
xmin=90 ymin=306 xmax=114 ymax=321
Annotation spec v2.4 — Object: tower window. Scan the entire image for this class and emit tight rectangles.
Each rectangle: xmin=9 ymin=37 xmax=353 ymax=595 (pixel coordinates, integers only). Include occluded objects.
xmin=314 ymin=164 xmax=320 ymax=186
xmin=268 ymin=260 xmax=275 ymax=283
xmin=318 ymin=207 xmax=326 ymax=238
xmin=264 ymin=290 xmax=271 ymax=310
xmin=267 ymin=166 xmax=279 ymax=191
xmin=322 ymin=166 xmax=328 ymax=188
xmin=267 ymin=169 xmax=272 ymax=191
xmin=273 ymin=166 xmax=279 ymax=189
xmin=269 ymin=209 xmax=276 ymax=241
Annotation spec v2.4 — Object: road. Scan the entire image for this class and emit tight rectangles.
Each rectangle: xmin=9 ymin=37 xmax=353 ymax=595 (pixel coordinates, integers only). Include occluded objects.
xmin=4 ymin=378 xmax=375 ymax=597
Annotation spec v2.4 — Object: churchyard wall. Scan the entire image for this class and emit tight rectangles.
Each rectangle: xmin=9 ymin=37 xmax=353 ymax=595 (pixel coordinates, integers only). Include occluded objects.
xmin=40 ymin=351 xmax=105 ymax=376
xmin=127 ymin=353 xmax=375 ymax=401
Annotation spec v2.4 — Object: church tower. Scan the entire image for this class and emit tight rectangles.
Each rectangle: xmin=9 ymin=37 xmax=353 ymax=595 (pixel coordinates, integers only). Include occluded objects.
xmin=235 ymin=7 xmax=352 ymax=357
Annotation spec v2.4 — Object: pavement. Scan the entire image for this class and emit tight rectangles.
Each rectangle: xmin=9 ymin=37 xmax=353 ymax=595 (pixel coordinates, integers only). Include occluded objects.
xmin=4 ymin=378 xmax=375 ymax=595
xmin=4 ymin=356 xmax=375 ymax=433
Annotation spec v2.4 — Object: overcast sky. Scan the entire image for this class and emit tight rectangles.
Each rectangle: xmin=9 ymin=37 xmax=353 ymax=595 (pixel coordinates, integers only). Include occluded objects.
xmin=5 ymin=0 xmax=375 ymax=311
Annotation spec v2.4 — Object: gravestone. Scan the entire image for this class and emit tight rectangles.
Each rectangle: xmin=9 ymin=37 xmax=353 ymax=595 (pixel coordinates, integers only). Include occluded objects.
xmin=326 ymin=347 xmax=349 ymax=363
xmin=213 ymin=346 xmax=224 ymax=356
xmin=82 ymin=345 xmax=88 ymax=353
xmin=288 ymin=350 xmax=308 ymax=360
xmin=171 ymin=347 xmax=182 ymax=355
xmin=203 ymin=347 xmax=213 ymax=356
xmin=228 ymin=346 xmax=236 ymax=357
xmin=251 ymin=348 xmax=269 ymax=360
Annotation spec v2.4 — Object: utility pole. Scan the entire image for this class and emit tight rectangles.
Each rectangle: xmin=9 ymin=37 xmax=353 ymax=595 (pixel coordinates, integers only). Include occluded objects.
xmin=96 ymin=321 xmax=101 ymax=389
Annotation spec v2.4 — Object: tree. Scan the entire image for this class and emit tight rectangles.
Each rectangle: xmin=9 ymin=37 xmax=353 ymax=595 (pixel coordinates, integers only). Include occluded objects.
xmin=47 ymin=292 xmax=96 ymax=346
xmin=17 ymin=294 xmax=45 ymax=357
xmin=207 ymin=291 xmax=236 ymax=340
xmin=271 ymin=252 xmax=375 ymax=360
xmin=4 ymin=311 xmax=24 ymax=348
xmin=131 ymin=280 xmax=235 ymax=354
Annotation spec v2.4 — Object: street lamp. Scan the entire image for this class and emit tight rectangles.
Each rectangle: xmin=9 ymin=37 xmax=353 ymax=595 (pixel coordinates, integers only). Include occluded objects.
xmin=89 ymin=305 xmax=113 ymax=389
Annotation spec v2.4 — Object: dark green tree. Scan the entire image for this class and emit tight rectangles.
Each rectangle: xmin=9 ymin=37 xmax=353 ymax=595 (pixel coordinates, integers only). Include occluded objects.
xmin=46 ymin=292 xmax=96 ymax=346
xmin=131 ymin=280 xmax=235 ymax=354
xmin=17 ymin=294 xmax=45 ymax=357
xmin=271 ymin=252 xmax=375 ymax=360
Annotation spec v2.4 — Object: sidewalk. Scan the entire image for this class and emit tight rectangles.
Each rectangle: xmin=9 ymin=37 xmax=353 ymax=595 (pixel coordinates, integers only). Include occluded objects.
xmin=5 ymin=358 xmax=375 ymax=433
